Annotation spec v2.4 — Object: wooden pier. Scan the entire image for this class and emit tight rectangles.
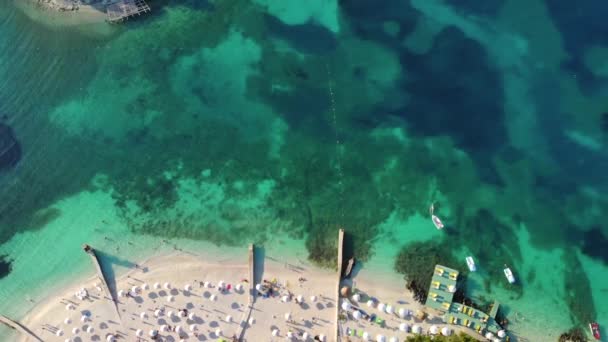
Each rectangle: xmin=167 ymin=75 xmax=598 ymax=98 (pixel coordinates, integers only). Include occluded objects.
xmin=236 ymin=244 xmax=255 ymax=341
xmin=334 ymin=229 xmax=344 ymax=342
xmin=82 ymin=244 xmax=122 ymax=322
xmin=0 ymin=314 xmax=43 ymax=342
xmin=106 ymin=0 xmax=151 ymax=23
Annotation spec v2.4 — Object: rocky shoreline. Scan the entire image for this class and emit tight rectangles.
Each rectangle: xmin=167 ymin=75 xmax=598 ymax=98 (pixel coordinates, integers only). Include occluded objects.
xmin=35 ymin=0 xmax=81 ymax=11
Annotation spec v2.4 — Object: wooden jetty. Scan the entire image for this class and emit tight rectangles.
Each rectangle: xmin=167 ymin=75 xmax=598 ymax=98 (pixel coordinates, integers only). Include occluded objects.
xmin=82 ymin=244 xmax=122 ymax=322
xmin=334 ymin=229 xmax=344 ymax=342
xmin=0 ymin=314 xmax=43 ymax=342
xmin=106 ymin=0 xmax=151 ymax=23
xmin=236 ymin=244 xmax=255 ymax=341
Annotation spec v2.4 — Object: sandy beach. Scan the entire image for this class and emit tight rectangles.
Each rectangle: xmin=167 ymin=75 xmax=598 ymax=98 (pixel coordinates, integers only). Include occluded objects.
xmin=10 ymin=244 xmax=498 ymax=342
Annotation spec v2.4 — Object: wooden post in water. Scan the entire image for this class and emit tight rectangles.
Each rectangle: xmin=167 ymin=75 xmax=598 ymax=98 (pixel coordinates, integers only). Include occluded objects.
xmin=0 ymin=314 xmax=44 ymax=342
xmin=334 ymin=229 xmax=345 ymax=342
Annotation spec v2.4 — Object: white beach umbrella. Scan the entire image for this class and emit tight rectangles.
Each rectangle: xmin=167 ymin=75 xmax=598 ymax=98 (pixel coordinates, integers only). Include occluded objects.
xmin=296 ymin=295 xmax=304 ymax=303
xmin=179 ymin=310 xmax=187 ymax=317
xmin=167 ymin=295 xmax=174 ymax=302
xmin=118 ymin=290 xmax=125 ymax=297
xmin=441 ymin=327 xmax=451 ymax=336
xmin=378 ymin=303 xmax=386 ymax=312
xmin=141 ymin=283 xmax=149 ymax=290
xmin=189 ymin=324 xmax=197 ymax=332
xmin=160 ymin=325 xmax=168 ymax=332
xmin=485 ymin=332 xmax=494 ymax=339
xmin=255 ymin=284 xmax=263 ymax=292
xmin=399 ymin=323 xmax=408 ymax=332
xmin=154 ymin=309 xmax=162 ymax=317
xmin=204 ymin=281 xmax=211 ymax=288
xmin=412 ymin=325 xmax=422 ymax=334
xmin=188 ymin=312 xmax=195 ymax=320
xmin=80 ymin=315 xmax=89 ymax=323
xmin=86 ymin=326 xmax=94 ymax=334
xmin=215 ymin=328 xmax=222 ymax=336
xmin=448 ymin=285 xmax=456 ymax=293
xmin=64 ymin=339 xmax=72 ymax=342
xmin=154 ymin=282 xmax=161 ymax=289
xmin=164 ymin=282 xmax=171 ymax=289
xmin=376 ymin=335 xmax=386 ymax=342
xmin=310 ymin=295 xmax=317 ymax=302
xmin=272 ymin=329 xmax=279 ymax=337
xmin=72 ymin=327 xmax=79 ymax=334
xmin=341 ymin=301 xmax=351 ymax=311
xmin=64 ymin=318 xmax=72 ymax=324
xmin=136 ymin=329 xmax=143 ymax=337
xmin=225 ymin=315 xmax=233 ymax=323
xmin=167 ymin=311 xmax=174 ymax=318
xmin=236 ymin=283 xmax=243 ymax=291
xmin=386 ymin=305 xmax=394 ymax=314
xmin=281 ymin=295 xmax=290 ymax=302
xmin=131 ymin=285 xmax=139 ymax=294
xmin=249 ymin=317 xmax=255 ymax=325
xmin=184 ymin=284 xmax=193 ymax=291
xmin=362 ymin=332 xmax=370 ymax=341
xmin=367 ymin=299 xmax=374 ymax=308
xmin=218 ymin=280 xmax=225 ymax=289
xmin=430 ymin=325 xmax=439 ymax=334
xmin=353 ymin=310 xmax=362 ymax=319
xmin=210 ymin=294 xmax=217 ymax=301
xmin=389 ymin=338 xmax=398 ymax=342
xmin=398 ymin=308 xmax=408 ymax=318
xmin=56 ymin=330 xmax=64 ymax=337
xmin=140 ymin=312 xmax=148 ymax=320
xmin=149 ymin=329 xmax=158 ymax=337
xmin=65 ymin=303 xmax=75 ymax=311
xmin=352 ymin=293 xmax=361 ymax=302
xmin=302 ymin=332 xmax=309 ymax=340
xmin=287 ymin=331 xmax=294 ymax=338
xmin=319 ymin=334 xmax=326 ymax=341
xmin=175 ymin=325 xmax=183 ymax=333
xmin=106 ymin=335 xmax=115 ymax=342
xmin=284 ymin=312 xmax=291 ymax=321
xmin=498 ymin=330 xmax=506 ymax=338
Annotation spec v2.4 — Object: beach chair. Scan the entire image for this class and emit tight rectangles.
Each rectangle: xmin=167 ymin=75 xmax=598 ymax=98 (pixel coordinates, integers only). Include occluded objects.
xmin=464 ymin=319 xmax=469 ymax=326
xmin=358 ymin=330 xmax=364 ymax=338
xmin=375 ymin=317 xmax=385 ymax=327
xmin=442 ymin=302 xmax=450 ymax=310
xmin=436 ymin=267 xmax=444 ymax=275
xmin=430 ymin=292 xmax=438 ymax=298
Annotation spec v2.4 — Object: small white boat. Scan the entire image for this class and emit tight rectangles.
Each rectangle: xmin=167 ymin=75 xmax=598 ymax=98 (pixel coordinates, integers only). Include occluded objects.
xmin=503 ymin=266 xmax=516 ymax=284
xmin=431 ymin=215 xmax=444 ymax=230
xmin=466 ymin=256 xmax=476 ymax=272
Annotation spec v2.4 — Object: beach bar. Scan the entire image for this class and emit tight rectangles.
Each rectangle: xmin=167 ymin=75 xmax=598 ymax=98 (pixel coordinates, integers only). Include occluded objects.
xmin=106 ymin=0 xmax=151 ymax=23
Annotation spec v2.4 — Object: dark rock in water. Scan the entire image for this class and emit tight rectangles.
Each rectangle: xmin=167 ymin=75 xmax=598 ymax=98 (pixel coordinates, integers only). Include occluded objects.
xmin=581 ymin=226 xmax=608 ymax=265
xmin=0 ymin=123 xmax=22 ymax=170
xmin=601 ymin=112 xmax=608 ymax=133
xmin=558 ymin=327 xmax=587 ymax=342
xmin=397 ymin=27 xmax=507 ymax=186
xmin=444 ymin=0 xmax=506 ymax=17
xmin=0 ymin=254 xmax=12 ymax=279
xmin=563 ymin=249 xmax=597 ymax=326
xmin=264 ymin=14 xmax=338 ymax=55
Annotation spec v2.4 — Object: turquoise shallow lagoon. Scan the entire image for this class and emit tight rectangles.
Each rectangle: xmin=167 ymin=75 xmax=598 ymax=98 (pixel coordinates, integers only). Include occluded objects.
xmin=1 ymin=0 xmax=608 ymax=340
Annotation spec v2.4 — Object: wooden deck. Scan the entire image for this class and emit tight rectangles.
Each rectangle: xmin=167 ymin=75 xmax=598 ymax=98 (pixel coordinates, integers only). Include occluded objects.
xmin=106 ymin=0 xmax=151 ymax=23
xmin=334 ymin=229 xmax=344 ymax=342
xmin=0 ymin=314 xmax=43 ymax=342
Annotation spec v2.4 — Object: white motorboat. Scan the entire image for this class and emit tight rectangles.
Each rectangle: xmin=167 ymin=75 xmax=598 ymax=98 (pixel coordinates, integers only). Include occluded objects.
xmin=431 ymin=215 xmax=444 ymax=230
xmin=503 ymin=266 xmax=516 ymax=284
xmin=466 ymin=256 xmax=476 ymax=272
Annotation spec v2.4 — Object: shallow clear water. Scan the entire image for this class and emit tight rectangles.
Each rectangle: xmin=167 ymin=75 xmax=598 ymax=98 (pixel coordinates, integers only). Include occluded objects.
xmin=1 ymin=0 xmax=607 ymax=340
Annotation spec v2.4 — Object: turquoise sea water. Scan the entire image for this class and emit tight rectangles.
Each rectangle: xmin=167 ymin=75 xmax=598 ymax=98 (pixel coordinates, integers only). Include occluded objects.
xmin=1 ymin=0 xmax=608 ymax=340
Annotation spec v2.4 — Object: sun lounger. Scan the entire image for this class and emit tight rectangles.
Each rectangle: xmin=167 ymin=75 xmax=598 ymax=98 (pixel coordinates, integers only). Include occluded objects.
xmin=442 ymin=303 xmax=450 ymax=310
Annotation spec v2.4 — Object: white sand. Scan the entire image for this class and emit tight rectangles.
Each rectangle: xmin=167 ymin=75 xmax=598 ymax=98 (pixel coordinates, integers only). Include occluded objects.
xmin=15 ymin=246 xmax=491 ymax=342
